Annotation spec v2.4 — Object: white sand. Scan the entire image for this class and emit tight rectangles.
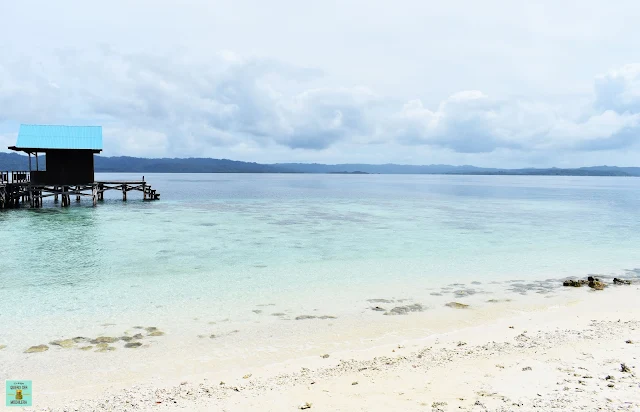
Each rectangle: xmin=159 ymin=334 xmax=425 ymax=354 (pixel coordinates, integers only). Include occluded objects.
xmin=8 ymin=284 xmax=640 ymax=411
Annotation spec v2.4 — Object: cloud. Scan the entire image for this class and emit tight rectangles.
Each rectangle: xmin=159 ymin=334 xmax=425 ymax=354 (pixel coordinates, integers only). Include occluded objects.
xmin=594 ymin=64 xmax=640 ymax=113
xmin=387 ymin=67 xmax=640 ymax=153
xmin=1 ymin=48 xmax=640 ymax=160
xmin=0 ymin=49 xmax=378 ymax=154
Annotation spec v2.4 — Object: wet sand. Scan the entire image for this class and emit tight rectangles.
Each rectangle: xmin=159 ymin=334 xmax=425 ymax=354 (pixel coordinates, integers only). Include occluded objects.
xmin=5 ymin=280 xmax=640 ymax=411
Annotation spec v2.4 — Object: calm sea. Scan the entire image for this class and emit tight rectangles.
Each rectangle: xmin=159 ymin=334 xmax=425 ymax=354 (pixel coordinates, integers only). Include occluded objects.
xmin=1 ymin=173 xmax=640 ymax=347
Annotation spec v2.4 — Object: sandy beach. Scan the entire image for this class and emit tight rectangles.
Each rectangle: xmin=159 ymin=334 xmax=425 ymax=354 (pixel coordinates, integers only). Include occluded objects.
xmin=5 ymin=279 xmax=636 ymax=412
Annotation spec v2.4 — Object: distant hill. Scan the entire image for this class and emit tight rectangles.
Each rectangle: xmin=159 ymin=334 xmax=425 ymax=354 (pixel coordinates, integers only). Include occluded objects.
xmin=0 ymin=152 xmax=35 ymax=171
xmin=274 ymin=162 xmax=640 ymax=176
xmin=0 ymin=152 xmax=638 ymax=176
xmin=93 ymin=156 xmax=289 ymax=173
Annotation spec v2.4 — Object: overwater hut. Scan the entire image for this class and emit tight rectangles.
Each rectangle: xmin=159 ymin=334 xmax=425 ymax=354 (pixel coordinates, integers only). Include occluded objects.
xmin=1 ymin=124 xmax=159 ymax=208
xmin=8 ymin=124 xmax=103 ymax=185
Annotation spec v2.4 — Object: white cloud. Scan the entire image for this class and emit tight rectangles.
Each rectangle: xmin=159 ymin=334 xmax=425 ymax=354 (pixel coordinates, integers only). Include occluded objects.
xmin=386 ymin=67 xmax=640 ymax=154
xmin=594 ymin=64 xmax=640 ymax=113
xmin=1 ymin=47 xmax=640 ymax=165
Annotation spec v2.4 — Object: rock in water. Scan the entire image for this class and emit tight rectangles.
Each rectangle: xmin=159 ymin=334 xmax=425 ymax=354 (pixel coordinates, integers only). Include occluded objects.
xmin=445 ymin=302 xmax=469 ymax=309
xmin=588 ymin=280 xmax=605 ymax=290
xmin=78 ymin=346 xmax=93 ymax=351
xmin=120 ymin=336 xmax=133 ymax=342
xmin=295 ymin=315 xmax=317 ymax=320
xmin=24 ymin=345 xmax=49 ymax=353
xmin=50 ymin=339 xmax=76 ymax=348
xmin=95 ymin=345 xmax=116 ymax=353
xmin=0 ymin=345 xmax=6 ymax=350
xmin=148 ymin=331 xmax=165 ymax=336
xmin=384 ymin=303 xmax=425 ymax=315
xmin=298 ymin=402 xmax=312 ymax=410
xmin=124 ymin=342 xmax=142 ymax=348
xmin=613 ymin=278 xmax=632 ymax=285
xmin=90 ymin=336 xmax=119 ymax=344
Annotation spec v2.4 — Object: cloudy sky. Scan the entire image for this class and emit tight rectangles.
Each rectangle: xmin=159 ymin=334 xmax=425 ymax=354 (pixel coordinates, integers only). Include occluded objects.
xmin=1 ymin=0 xmax=640 ymax=167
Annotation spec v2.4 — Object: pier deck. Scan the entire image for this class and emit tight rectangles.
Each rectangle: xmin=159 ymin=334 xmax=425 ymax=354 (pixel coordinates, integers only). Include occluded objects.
xmin=0 ymin=172 xmax=160 ymax=209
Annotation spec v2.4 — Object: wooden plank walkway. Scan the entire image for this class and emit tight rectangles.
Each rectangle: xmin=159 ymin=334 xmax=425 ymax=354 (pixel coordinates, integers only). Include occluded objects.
xmin=0 ymin=172 xmax=160 ymax=209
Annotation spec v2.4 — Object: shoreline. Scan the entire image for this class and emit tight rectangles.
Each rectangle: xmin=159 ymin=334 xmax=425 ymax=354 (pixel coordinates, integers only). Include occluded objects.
xmin=6 ymin=278 xmax=639 ymax=411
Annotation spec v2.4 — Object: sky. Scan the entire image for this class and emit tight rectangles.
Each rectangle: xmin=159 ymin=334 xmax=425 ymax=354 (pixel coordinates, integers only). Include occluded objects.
xmin=1 ymin=0 xmax=640 ymax=167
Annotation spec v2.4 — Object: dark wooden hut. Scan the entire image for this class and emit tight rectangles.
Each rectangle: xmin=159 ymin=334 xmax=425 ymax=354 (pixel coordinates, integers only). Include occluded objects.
xmin=8 ymin=124 xmax=102 ymax=185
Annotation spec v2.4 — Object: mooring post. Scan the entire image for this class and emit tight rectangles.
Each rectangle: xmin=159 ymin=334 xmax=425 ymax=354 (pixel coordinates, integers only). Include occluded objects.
xmin=122 ymin=184 xmax=127 ymax=201
xmin=143 ymin=182 xmax=147 ymax=200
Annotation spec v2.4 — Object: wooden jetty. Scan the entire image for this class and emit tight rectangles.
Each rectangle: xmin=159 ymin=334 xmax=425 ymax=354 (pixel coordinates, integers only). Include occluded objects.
xmin=1 ymin=124 xmax=160 ymax=209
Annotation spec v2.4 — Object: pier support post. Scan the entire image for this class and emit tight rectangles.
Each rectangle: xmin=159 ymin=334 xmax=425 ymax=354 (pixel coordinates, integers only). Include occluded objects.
xmin=62 ymin=186 xmax=69 ymax=207
xmin=122 ymin=184 xmax=127 ymax=201
xmin=54 ymin=186 xmax=59 ymax=203
xmin=92 ymin=184 xmax=97 ymax=206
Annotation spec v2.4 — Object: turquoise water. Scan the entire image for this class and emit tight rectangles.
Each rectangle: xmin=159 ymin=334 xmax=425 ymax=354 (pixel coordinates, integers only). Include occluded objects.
xmin=1 ymin=174 xmax=640 ymax=344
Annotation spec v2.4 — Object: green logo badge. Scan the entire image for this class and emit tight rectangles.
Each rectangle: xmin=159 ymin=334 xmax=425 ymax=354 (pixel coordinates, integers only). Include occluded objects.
xmin=5 ymin=380 xmax=32 ymax=407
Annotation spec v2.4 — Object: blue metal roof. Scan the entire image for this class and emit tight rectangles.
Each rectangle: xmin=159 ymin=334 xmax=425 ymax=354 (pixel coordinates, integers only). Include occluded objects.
xmin=14 ymin=124 xmax=103 ymax=150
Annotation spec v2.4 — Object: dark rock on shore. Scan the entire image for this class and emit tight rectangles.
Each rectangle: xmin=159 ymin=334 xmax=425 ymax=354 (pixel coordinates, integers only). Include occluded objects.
xmin=588 ymin=280 xmax=606 ymax=290
xmin=613 ymin=278 xmax=632 ymax=285
xmin=563 ymin=279 xmax=587 ymax=287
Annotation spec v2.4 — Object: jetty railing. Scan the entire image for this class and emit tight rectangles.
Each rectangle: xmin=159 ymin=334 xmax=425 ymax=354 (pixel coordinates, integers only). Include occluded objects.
xmin=0 ymin=171 xmax=7 ymax=184
xmin=11 ymin=171 xmax=30 ymax=183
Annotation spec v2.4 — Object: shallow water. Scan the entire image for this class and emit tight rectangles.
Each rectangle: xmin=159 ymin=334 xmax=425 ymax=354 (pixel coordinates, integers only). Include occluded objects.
xmin=1 ymin=174 xmax=639 ymax=348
